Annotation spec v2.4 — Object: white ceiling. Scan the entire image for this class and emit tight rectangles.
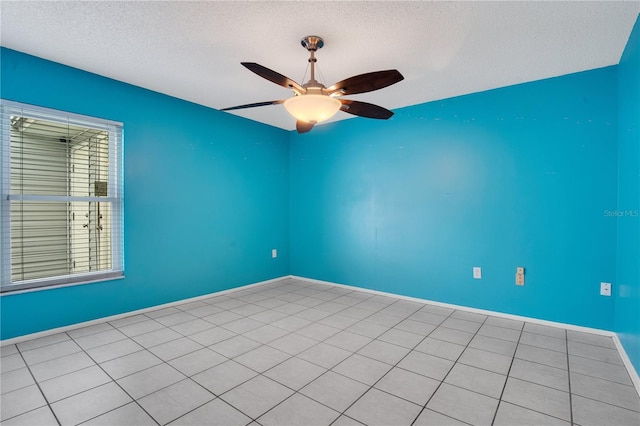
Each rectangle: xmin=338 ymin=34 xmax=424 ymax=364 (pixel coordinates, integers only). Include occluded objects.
xmin=1 ymin=1 xmax=639 ymax=131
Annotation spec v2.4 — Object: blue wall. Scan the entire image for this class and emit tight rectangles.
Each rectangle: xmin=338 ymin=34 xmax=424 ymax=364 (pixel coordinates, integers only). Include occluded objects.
xmin=290 ymin=67 xmax=619 ymax=330
xmin=0 ymin=48 xmax=290 ymax=339
xmin=616 ymin=15 xmax=640 ymax=373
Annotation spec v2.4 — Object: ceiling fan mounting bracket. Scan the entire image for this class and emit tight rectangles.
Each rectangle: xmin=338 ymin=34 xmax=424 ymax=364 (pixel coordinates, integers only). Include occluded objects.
xmin=301 ymin=36 xmax=324 ymax=52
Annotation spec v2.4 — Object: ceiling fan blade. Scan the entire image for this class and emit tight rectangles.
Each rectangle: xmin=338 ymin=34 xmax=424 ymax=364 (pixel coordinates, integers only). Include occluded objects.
xmin=326 ymin=70 xmax=404 ymax=96
xmin=221 ymin=100 xmax=284 ymax=111
xmin=242 ymin=62 xmax=305 ymax=94
xmin=296 ymin=121 xmax=315 ymax=134
xmin=340 ymin=100 xmax=394 ymax=119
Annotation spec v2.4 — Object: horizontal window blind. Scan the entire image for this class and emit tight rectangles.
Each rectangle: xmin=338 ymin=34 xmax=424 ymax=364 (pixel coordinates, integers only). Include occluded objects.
xmin=0 ymin=101 xmax=123 ymax=292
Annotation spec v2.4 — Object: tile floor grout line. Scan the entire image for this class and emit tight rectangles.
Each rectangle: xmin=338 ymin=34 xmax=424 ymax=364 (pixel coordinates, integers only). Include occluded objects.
xmin=247 ymin=387 xmax=323 ymax=425
xmin=343 ymin=306 xmax=458 ymax=424
xmin=489 ymin=318 xmax=524 ymax=425
xmin=212 ymin=324 xmax=353 ymax=425
xmin=206 ymin=313 xmax=335 ymax=410
xmin=273 ymin=369 xmax=345 ymax=421
xmin=328 ymin=413 xmax=364 ymax=426
xmin=21 ymin=330 xmax=311 ymax=426
xmin=143 ymin=296 xmax=268 ymax=356
xmin=566 ymin=349 xmax=629 ymax=368
xmin=567 ymin=336 xmax=621 ymax=351
xmin=246 ymin=287 xmax=404 ymax=372
xmin=566 ymin=327 xmax=575 ymax=426
xmin=569 ymin=369 xmax=639 ymax=390
xmin=519 ymin=335 xmax=627 ymax=365
xmin=74 ymin=326 xmax=213 ymax=425
xmin=308 ymin=305 xmax=443 ymax=424
xmin=289 ymin=303 xmax=440 ymax=420
xmin=566 ymin=391 xmax=640 ymax=414
xmin=515 ymin=323 xmax=604 ymax=425
xmin=512 ymin=341 xmax=631 ymax=384
xmin=566 ymin=361 xmax=635 ymax=386
xmin=132 ymin=284 xmax=368 ymax=420
xmin=487 ymin=326 xmax=591 ymax=426
xmin=152 ymin=287 xmax=625 ymax=424
xmin=173 ymin=292 xmax=458 ymax=424
xmin=71 ymin=334 xmax=163 ymax=426
xmin=410 ymin=310 xmax=491 ymax=426
xmin=12 ymin=338 xmax=63 ymax=426
xmin=17 ymin=335 xmax=67 ymax=352
xmin=151 ymin=376 xmax=219 ymax=425
xmin=243 ymin=291 xmax=389 ymax=378
xmin=482 ymin=344 xmax=582 ymax=425
xmin=168 ymin=396 xmax=253 ymax=426
xmin=305 ymin=303 xmax=417 ymax=355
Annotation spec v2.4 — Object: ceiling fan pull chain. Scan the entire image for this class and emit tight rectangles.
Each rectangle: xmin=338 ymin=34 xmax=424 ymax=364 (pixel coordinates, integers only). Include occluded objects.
xmin=300 ymin=63 xmax=310 ymax=91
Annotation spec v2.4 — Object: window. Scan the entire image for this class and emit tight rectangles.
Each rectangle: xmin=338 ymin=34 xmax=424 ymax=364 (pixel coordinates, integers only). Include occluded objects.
xmin=1 ymin=100 xmax=123 ymax=292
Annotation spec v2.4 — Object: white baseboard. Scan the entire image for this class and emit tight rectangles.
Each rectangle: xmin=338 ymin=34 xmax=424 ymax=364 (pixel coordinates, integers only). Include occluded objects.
xmin=0 ymin=275 xmax=290 ymax=347
xmin=291 ymin=275 xmax=613 ymax=334
xmin=290 ymin=275 xmax=640 ymax=395
xmin=612 ymin=334 xmax=640 ymax=395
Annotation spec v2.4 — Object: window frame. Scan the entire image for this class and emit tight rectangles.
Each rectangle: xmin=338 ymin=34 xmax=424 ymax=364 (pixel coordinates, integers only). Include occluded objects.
xmin=0 ymin=100 xmax=124 ymax=293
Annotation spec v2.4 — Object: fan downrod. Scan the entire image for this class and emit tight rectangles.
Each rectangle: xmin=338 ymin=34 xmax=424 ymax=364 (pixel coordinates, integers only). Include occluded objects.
xmin=301 ymin=36 xmax=324 ymax=52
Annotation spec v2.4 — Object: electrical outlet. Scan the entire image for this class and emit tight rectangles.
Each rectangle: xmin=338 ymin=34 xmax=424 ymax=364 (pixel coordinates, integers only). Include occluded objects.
xmin=473 ymin=267 xmax=482 ymax=279
xmin=272 ymin=249 xmax=277 ymax=258
xmin=600 ymin=282 xmax=611 ymax=296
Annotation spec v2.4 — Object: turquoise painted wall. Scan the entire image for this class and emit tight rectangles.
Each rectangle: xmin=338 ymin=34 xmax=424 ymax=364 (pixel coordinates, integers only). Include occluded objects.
xmin=616 ymin=15 xmax=640 ymax=373
xmin=0 ymin=48 xmax=290 ymax=339
xmin=290 ymin=67 xmax=619 ymax=330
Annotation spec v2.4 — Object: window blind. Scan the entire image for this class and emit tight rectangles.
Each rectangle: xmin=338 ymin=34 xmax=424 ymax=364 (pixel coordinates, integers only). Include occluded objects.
xmin=0 ymin=101 xmax=123 ymax=292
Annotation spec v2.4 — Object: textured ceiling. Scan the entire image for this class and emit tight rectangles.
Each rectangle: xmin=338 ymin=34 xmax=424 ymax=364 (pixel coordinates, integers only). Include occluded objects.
xmin=1 ymin=1 xmax=639 ymax=131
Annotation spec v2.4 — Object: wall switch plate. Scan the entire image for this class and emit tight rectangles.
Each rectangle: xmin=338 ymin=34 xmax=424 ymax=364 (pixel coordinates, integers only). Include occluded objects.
xmin=600 ymin=282 xmax=611 ymax=296
xmin=272 ymin=249 xmax=277 ymax=258
xmin=473 ymin=267 xmax=482 ymax=279
xmin=516 ymin=273 xmax=525 ymax=286
xmin=516 ymin=267 xmax=524 ymax=275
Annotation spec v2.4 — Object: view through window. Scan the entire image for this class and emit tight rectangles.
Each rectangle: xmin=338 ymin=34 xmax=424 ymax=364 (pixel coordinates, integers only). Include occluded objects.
xmin=1 ymin=101 xmax=123 ymax=292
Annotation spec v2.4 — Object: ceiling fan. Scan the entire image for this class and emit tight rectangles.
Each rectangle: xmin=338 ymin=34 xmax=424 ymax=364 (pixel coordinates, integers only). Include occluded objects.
xmin=222 ymin=36 xmax=404 ymax=134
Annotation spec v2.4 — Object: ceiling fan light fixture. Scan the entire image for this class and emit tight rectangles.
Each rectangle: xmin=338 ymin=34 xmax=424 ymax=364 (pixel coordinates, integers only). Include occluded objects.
xmin=222 ymin=35 xmax=403 ymax=133
xmin=283 ymin=94 xmax=341 ymax=124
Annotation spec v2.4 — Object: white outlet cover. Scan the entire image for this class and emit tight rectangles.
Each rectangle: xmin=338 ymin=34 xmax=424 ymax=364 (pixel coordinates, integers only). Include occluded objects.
xmin=473 ymin=267 xmax=482 ymax=279
xmin=600 ymin=282 xmax=611 ymax=296
xmin=272 ymin=249 xmax=277 ymax=258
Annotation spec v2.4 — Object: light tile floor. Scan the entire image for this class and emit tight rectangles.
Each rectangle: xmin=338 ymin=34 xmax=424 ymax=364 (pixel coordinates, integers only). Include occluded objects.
xmin=2 ymin=278 xmax=639 ymax=426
